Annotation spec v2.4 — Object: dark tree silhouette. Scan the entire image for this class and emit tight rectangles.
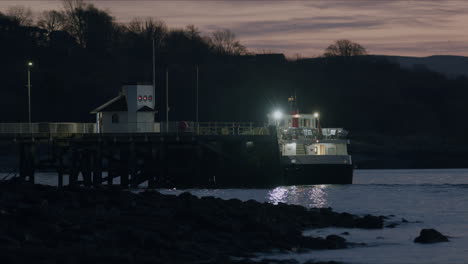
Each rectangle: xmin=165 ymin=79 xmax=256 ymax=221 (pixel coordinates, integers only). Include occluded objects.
xmin=126 ymin=17 xmax=167 ymax=53
xmin=210 ymin=29 xmax=247 ymax=55
xmin=37 ymin=10 xmax=66 ymax=34
xmin=127 ymin=18 xmax=167 ymax=42
xmin=75 ymin=5 xmax=115 ymax=52
xmin=324 ymin=39 xmax=367 ymax=57
xmin=6 ymin=5 xmax=33 ymax=26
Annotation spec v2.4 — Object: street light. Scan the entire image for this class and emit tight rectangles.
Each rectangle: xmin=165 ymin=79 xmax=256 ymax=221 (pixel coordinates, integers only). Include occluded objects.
xmin=273 ymin=110 xmax=283 ymax=120
xmin=314 ymin=112 xmax=319 ymax=118
xmin=272 ymin=110 xmax=283 ymax=127
xmin=27 ymin=61 xmax=33 ymax=132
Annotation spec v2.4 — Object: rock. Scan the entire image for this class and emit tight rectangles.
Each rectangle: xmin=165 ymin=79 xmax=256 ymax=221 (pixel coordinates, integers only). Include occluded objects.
xmin=254 ymin=259 xmax=299 ymax=264
xmin=0 ymin=235 xmax=21 ymax=249
xmin=304 ymin=261 xmax=342 ymax=264
xmin=325 ymin=235 xmax=347 ymax=249
xmin=385 ymin=223 xmax=399 ymax=228
xmin=414 ymin=229 xmax=449 ymax=243
xmin=354 ymin=215 xmax=384 ymax=229
xmin=0 ymin=182 xmax=388 ymax=263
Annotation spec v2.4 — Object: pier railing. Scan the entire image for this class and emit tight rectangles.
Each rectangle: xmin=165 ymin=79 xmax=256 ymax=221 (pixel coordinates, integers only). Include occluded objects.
xmin=0 ymin=123 xmax=96 ymax=134
xmin=0 ymin=122 xmax=270 ymax=136
xmin=161 ymin=122 xmax=269 ymax=135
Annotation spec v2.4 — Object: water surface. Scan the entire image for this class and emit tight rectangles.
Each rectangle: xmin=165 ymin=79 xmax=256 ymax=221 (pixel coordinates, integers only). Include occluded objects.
xmin=160 ymin=169 xmax=468 ymax=264
xmin=17 ymin=169 xmax=468 ymax=264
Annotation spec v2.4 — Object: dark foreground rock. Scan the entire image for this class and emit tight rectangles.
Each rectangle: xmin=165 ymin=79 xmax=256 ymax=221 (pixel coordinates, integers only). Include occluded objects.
xmin=0 ymin=183 xmax=384 ymax=263
xmin=414 ymin=229 xmax=449 ymax=244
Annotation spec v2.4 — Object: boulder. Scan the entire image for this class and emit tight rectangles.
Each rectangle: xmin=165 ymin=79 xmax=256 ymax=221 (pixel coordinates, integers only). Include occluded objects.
xmin=354 ymin=215 xmax=384 ymax=229
xmin=325 ymin=235 xmax=347 ymax=249
xmin=414 ymin=229 xmax=449 ymax=243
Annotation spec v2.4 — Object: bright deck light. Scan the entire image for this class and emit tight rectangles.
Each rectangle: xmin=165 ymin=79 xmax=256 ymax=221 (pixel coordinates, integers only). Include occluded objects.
xmin=273 ymin=110 xmax=283 ymax=120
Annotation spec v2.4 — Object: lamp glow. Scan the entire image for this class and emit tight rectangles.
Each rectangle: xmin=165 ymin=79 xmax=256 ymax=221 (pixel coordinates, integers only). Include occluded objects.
xmin=314 ymin=112 xmax=319 ymax=118
xmin=273 ymin=110 xmax=283 ymax=120
xmin=27 ymin=61 xmax=33 ymax=67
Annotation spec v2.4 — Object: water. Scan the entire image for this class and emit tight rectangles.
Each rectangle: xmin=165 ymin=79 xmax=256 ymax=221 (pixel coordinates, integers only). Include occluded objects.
xmin=13 ymin=169 xmax=468 ymax=263
xmin=159 ymin=169 xmax=468 ymax=264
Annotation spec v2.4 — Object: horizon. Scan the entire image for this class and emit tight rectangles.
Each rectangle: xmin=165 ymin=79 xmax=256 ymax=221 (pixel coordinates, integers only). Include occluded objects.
xmin=1 ymin=0 xmax=467 ymax=58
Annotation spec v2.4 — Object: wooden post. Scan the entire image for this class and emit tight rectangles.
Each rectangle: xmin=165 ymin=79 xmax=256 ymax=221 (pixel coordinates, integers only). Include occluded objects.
xmin=158 ymin=140 xmax=168 ymax=188
xmin=69 ymin=148 xmax=78 ymax=186
xmin=108 ymin=147 xmax=116 ymax=186
xmin=57 ymin=148 xmax=64 ymax=188
xmin=28 ymin=143 xmax=35 ymax=183
xmin=58 ymin=171 xmax=63 ymax=187
xmin=151 ymin=143 xmax=158 ymax=186
xmin=196 ymin=143 xmax=202 ymax=187
xmin=19 ymin=143 xmax=25 ymax=181
xmin=19 ymin=143 xmax=35 ymax=183
xmin=129 ymin=141 xmax=137 ymax=188
xmin=82 ymin=148 xmax=92 ymax=187
xmin=93 ymin=144 xmax=103 ymax=186
xmin=120 ymin=144 xmax=129 ymax=188
xmin=146 ymin=144 xmax=155 ymax=188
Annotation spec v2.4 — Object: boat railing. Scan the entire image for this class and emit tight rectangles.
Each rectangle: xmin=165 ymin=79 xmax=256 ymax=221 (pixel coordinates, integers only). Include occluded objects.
xmin=278 ymin=127 xmax=348 ymax=141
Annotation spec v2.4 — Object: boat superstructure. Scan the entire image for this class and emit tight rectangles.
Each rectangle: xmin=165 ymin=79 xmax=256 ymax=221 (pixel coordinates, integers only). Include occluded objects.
xmin=268 ymin=97 xmax=353 ymax=184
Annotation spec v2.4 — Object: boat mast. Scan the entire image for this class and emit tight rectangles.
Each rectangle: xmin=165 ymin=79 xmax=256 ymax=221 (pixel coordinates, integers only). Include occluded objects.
xmin=289 ymin=90 xmax=299 ymax=128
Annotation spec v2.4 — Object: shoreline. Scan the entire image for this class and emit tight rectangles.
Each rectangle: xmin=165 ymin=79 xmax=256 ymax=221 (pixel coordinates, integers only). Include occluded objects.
xmin=0 ymin=182 xmax=388 ymax=263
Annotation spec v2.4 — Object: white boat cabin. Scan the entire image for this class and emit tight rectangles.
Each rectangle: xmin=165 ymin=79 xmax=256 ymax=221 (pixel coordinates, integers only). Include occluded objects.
xmin=268 ymin=112 xmax=349 ymax=157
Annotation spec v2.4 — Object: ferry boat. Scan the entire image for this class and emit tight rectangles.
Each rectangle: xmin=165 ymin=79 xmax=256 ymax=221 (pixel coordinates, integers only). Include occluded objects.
xmin=268 ymin=96 xmax=353 ymax=184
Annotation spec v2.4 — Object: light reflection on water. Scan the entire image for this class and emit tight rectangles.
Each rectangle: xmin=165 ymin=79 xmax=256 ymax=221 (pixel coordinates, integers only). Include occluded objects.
xmin=267 ymin=185 xmax=329 ymax=208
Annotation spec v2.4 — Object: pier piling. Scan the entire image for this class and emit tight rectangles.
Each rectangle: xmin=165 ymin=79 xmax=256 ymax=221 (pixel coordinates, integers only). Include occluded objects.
xmin=7 ymin=133 xmax=282 ymax=188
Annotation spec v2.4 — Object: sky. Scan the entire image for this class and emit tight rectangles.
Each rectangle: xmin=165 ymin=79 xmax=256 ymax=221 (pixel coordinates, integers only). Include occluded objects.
xmin=1 ymin=0 xmax=467 ymax=57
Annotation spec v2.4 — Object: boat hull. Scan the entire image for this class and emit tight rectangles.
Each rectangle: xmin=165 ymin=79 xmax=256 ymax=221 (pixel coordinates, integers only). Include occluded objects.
xmin=281 ymin=156 xmax=353 ymax=185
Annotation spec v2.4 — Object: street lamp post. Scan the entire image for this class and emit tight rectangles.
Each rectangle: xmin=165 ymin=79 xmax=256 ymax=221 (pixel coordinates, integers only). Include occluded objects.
xmin=27 ymin=61 xmax=33 ymax=133
xmin=196 ymin=65 xmax=199 ymax=134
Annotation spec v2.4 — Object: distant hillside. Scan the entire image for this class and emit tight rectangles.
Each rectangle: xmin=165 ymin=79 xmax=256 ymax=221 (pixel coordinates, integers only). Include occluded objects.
xmin=374 ymin=55 xmax=468 ymax=79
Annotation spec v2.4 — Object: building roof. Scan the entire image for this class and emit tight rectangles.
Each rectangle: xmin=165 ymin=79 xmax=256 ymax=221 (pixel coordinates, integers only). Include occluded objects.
xmin=90 ymin=94 xmax=127 ymax=113
xmin=137 ymin=106 xmax=155 ymax=112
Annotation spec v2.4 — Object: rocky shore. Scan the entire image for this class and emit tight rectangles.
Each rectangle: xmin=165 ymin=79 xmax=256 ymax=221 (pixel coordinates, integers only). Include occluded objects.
xmin=0 ymin=183 xmax=386 ymax=264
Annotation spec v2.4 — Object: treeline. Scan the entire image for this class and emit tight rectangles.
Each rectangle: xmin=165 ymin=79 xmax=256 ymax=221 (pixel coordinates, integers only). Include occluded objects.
xmin=0 ymin=0 xmax=247 ymax=122
xmin=1 ymin=0 xmax=468 ymax=147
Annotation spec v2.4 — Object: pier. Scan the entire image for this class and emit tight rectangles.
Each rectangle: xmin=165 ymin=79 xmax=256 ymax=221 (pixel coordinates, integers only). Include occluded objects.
xmin=0 ymin=122 xmax=282 ymax=188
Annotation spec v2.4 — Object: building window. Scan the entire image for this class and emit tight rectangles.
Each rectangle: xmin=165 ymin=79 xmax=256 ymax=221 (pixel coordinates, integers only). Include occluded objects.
xmin=112 ymin=114 xmax=119 ymax=123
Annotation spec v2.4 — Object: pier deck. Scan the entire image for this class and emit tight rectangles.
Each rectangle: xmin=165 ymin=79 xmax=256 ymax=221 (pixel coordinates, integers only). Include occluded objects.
xmin=0 ymin=123 xmax=282 ymax=188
